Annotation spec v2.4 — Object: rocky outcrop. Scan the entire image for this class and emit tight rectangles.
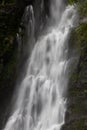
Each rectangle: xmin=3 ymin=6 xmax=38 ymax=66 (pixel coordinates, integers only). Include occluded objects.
xmin=0 ymin=0 xmax=50 ymax=129
xmin=0 ymin=3 xmax=19 ymax=129
xmin=62 ymin=1 xmax=87 ymax=130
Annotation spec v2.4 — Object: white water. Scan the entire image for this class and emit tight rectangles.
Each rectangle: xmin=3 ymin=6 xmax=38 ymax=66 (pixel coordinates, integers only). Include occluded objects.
xmin=3 ymin=0 xmax=77 ymax=130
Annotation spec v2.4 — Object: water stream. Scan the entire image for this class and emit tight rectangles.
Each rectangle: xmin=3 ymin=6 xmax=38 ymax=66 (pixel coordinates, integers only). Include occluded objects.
xmin=3 ymin=0 xmax=77 ymax=130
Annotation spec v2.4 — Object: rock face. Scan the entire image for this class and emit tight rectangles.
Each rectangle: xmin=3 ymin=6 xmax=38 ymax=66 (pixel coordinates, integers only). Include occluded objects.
xmin=0 ymin=0 xmax=50 ymax=129
xmin=62 ymin=29 xmax=87 ymax=129
xmin=0 ymin=2 xmax=20 ymax=129
xmin=62 ymin=1 xmax=87 ymax=130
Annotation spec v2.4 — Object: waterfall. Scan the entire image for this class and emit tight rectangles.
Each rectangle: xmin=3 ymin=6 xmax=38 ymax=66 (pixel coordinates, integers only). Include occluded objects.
xmin=3 ymin=0 xmax=77 ymax=130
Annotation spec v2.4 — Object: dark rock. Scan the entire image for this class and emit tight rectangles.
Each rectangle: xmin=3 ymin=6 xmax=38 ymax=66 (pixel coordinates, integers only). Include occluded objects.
xmin=0 ymin=0 xmax=50 ymax=129
xmin=62 ymin=15 xmax=87 ymax=130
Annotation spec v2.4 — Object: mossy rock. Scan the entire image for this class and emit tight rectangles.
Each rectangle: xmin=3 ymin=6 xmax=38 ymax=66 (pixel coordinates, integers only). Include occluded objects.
xmin=67 ymin=0 xmax=87 ymax=4
xmin=69 ymin=22 xmax=87 ymax=87
xmin=67 ymin=0 xmax=87 ymax=19
xmin=78 ymin=1 xmax=87 ymax=18
xmin=67 ymin=0 xmax=78 ymax=4
xmin=74 ymin=22 xmax=87 ymax=63
xmin=65 ymin=11 xmax=87 ymax=128
xmin=62 ymin=117 xmax=87 ymax=130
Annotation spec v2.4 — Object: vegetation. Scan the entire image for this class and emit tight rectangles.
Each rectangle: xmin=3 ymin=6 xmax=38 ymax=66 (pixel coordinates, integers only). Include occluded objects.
xmin=67 ymin=0 xmax=78 ymax=4
xmin=67 ymin=0 xmax=87 ymax=18
xmin=64 ymin=1 xmax=87 ymax=130
xmin=78 ymin=1 xmax=87 ymax=18
xmin=76 ymin=23 xmax=87 ymax=50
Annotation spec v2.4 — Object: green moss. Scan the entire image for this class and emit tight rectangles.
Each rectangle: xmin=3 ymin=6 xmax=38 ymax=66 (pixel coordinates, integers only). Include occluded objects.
xmin=67 ymin=0 xmax=87 ymax=18
xmin=78 ymin=1 xmax=87 ymax=18
xmin=68 ymin=21 xmax=87 ymax=129
xmin=69 ymin=22 xmax=87 ymax=93
xmin=72 ymin=118 xmax=87 ymax=129
xmin=75 ymin=22 xmax=87 ymax=50
xmin=69 ymin=22 xmax=87 ymax=55
xmin=67 ymin=0 xmax=78 ymax=5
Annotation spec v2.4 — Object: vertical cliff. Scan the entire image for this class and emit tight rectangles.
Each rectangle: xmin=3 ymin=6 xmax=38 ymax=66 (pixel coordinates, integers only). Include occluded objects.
xmin=62 ymin=0 xmax=87 ymax=130
xmin=0 ymin=0 xmax=50 ymax=129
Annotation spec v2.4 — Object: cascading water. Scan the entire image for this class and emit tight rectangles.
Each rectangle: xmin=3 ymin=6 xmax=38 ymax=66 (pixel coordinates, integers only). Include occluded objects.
xmin=3 ymin=0 xmax=77 ymax=130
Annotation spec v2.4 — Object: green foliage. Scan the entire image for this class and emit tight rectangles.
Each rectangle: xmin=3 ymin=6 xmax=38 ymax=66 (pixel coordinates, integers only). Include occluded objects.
xmin=67 ymin=0 xmax=78 ymax=4
xmin=67 ymin=0 xmax=87 ymax=4
xmin=75 ymin=22 xmax=87 ymax=51
xmin=68 ymin=20 xmax=87 ymax=130
xmin=69 ymin=22 xmax=87 ymax=54
xmin=69 ymin=22 xmax=87 ymax=84
xmin=67 ymin=0 xmax=87 ymax=18
xmin=78 ymin=1 xmax=87 ymax=18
